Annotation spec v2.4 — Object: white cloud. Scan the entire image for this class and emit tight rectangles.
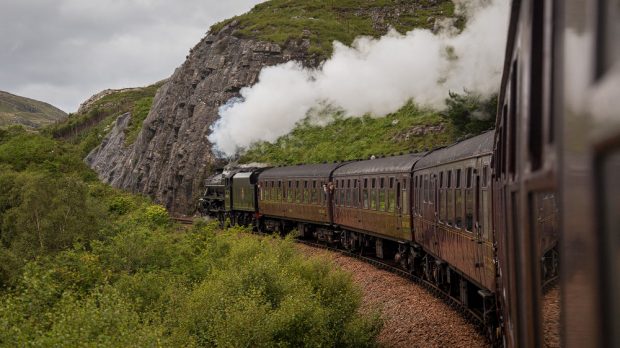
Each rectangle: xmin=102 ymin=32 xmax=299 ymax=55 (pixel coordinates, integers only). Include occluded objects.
xmin=0 ymin=0 xmax=263 ymax=112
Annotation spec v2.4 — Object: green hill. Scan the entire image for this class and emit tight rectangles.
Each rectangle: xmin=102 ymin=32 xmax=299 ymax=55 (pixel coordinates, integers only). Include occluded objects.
xmin=45 ymin=81 xmax=164 ymax=157
xmin=240 ymin=92 xmax=496 ymax=165
xmin=0 ymin=91 xmax=67 ymax=129
xmin=212 ymin=0 xmax=458 ymax=59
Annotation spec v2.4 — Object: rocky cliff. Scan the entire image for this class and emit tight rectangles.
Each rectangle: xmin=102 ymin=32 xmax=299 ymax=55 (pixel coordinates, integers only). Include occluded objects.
xmin=88 ymin=22 xmax=317 ymax=213
xmin=87 ymin=0 xmax=456 ymax=214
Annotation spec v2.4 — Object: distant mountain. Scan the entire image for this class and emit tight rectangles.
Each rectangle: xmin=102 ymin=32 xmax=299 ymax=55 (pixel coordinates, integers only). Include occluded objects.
xmin=0 ymin=91 xmax=67 ymax=129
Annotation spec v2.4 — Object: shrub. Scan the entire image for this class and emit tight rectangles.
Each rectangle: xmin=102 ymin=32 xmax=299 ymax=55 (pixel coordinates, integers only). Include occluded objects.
xmin=144 ymin=204 xmax=169 ymax=227
xmin=108 ymin=195 xmax=134 ymax=215
xmin=443 ymin=91 xmax=497 ymax=136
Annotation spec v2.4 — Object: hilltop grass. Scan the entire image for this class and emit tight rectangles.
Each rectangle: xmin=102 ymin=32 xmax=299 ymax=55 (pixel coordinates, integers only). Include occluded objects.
xmin=240 ymin=102 xmax=455 ymax=165
xmin=211 ymin=0 xmax=455 ymax=59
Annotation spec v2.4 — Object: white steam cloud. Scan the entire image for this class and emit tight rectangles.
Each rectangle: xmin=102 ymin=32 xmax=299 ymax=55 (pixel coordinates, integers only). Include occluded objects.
xmin=209 ymin=0 xmax=510 ymax=156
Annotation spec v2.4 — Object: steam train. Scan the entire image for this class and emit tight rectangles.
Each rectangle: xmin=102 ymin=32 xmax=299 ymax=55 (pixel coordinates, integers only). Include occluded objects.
xmin=200 ymin=0 xmax=620 ymax=346
xmin=200 ymin=130 xmax=556 ymax=343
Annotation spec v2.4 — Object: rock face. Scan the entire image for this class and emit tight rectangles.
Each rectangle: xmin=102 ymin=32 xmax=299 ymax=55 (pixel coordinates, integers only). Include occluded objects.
xmin=85 ymin=112 xmax=132 ymax=184
xmin=87 ymin=22 xmax=317 ymax=213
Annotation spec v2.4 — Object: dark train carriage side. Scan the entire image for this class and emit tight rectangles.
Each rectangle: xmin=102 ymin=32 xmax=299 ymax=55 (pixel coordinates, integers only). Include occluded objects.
xmin=492 ymin=0 xmax=560 ymax=345
xmin=332 ymin=153 xmax=425 ymax=261
xmin=229 ymin=170 xmax=264 ymax=226
xmin=257 ymin=163 xmax=345 ymax=236
xmin=412 ymin=131 xmax=495 ymax=293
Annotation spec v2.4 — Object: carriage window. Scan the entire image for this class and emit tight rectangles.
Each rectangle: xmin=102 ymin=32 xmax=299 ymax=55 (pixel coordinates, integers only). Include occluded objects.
xmin=296 ymin=181 xmax=302 ymax=203
xmin=465 ymin=172 xmax=474 ymax=232
xmin=456 ymin=169 xmax=462 ymax=188
xmin=447 ymin=186 xmax=454 ymax=225
xmin=424 ymin=175 xmax=429 ymax=203
xmin=455 ymin=189 xmax=463 ymax=228
xmin=388 ymin=185 xmax=395 ymax=213
xmin=482 ymin=190 xmax=490 ymax=239
xmin=482 ymin=166 xmax=489 ymax=187
xmin=353 ymin=181 xmax=359 ymax=208
xmin=389 ymin=177 xmax=394 ymax=189
xmin=363 ymin=179 xmax=369 ymax=209
xmin=311 ymin=181 xmax=317 ymax=204
xmin=447 ymin=170 xmax=452 ymax=188
xmin=439 ymin=172 xmax=444 ymax=188
xmin=402 ymin=178 xmax=409 ymax=213
xmin=379 ymin=177 xmax=386 ymax=211
xmin=371 ymin=185 xmax=377 ymax=210
xmin=440 ymin=186 xmax=446 ymax=223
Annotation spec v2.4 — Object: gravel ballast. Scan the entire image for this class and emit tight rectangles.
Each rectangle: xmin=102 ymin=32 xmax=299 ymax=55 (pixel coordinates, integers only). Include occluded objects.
xmin=295 ymin=244 xmax=488 ymax=347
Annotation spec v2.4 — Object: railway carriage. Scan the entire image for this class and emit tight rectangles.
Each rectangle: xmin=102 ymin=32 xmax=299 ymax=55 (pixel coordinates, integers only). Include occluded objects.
xmin=412 ymin=131 xmax=496 ymax=299
xmin=257 ymin=163 xmax=345 ymax=237
xmin=332 ymin=153 xmax=425 ymax=261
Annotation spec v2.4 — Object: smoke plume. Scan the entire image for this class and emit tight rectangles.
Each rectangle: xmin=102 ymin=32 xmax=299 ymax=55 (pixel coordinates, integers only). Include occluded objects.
xmin=209 ymin=0 xmax=510 ymax=156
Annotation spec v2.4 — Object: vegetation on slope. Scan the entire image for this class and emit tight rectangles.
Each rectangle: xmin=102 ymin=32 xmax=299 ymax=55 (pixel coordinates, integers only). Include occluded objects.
xmin=211 ymin=0 xmax=457 ymax=59
xmin=0 ymin=91 xmax=67 ymax=129
xmin=44 ymin=82 xmax=163 ymax=157
xmin=0 ymin=126 xmax=381 ymax=347
xmin=241 ymin=92 xmax=496 ymax=165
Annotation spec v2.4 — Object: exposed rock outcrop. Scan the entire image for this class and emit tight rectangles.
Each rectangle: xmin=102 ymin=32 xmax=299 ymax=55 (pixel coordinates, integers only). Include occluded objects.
xmin=87 ymin=22 xmax=317 ymax=213
xmin=85 ymin=112 xmax=132 ymax=184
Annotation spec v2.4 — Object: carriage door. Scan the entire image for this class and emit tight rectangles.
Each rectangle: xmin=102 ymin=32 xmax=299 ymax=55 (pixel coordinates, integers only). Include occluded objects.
xmin=474 ymin=167 xmax=485 ymax=283
xmin=395 ymin=178 xmax=403 ymax=236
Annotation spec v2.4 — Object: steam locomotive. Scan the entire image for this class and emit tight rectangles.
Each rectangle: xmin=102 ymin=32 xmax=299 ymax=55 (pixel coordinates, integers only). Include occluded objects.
xmin=200 ymin=0 xmax=620 ymax=346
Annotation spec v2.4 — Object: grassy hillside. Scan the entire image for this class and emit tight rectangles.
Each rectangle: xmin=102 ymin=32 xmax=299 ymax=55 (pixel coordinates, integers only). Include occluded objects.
xmin=212 ymin=0 xmax=457 ymax=58
xmin=45 ymin=82 xmax=164 ymax=157
xmin=241 ymin=102 xmax=454 ymax=165
xmin=240 ymin=92 xmax=496 ymax=165
xmin=0 ymin=91 xmax=67 ymax=129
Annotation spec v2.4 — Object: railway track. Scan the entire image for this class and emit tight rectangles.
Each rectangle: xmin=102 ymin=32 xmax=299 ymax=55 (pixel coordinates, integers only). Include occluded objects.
xmin=171 ymin=216 xmax=195 ymax=225
xmin=293 ymin=238 xmax=487 ymax=332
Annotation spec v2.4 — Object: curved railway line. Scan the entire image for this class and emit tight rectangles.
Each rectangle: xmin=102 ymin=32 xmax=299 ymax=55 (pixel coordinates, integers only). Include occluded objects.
xmin=173 ymin=216 xmax=493 ymax=342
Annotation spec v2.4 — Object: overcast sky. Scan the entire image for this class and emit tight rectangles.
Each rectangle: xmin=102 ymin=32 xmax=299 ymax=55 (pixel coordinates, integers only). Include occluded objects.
xmin=0 ymin=0 xmax=263 ymax=112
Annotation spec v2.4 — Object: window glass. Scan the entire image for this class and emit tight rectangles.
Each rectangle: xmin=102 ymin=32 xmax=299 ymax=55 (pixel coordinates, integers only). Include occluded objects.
xmin=456 ymin=169 xmax=462 ymax=188
xmin=371 ymin=187 xmax=377 ymax=210
xmin=482 ymin=166 xmax=489 ymax=187
xmin=379 ymin=188 xmax=386 ymax=211
xmin=466 ymin=188 xmax=474 ymax=231
xmin=447 ymin=170 xmax=452 ymax=188
xmin=455 ymin=189 xmax=463 ymax=228
xmin=388 ymin=187 xmax=395 ymax=213
xmin=447 ymin=189 xmax=454 ymax=225
xmin=403 ymin=188 xmax=409 ymax=213
xmin=440 ymin=189 xmax=446 ymax=222
xmin=363 ymin=187 xmax=369 ymax=209
xmin=482 ymin=190 xmax=489 ymax=239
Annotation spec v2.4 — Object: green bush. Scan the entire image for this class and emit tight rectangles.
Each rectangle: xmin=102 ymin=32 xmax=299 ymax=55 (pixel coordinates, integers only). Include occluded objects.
xmin=108 ymin=195 xmax=135 ymax=215
xmin=144 ymin=204 xmax=170 ymax=227
xmin=443 ymin=91 xmax=497 ymax=136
